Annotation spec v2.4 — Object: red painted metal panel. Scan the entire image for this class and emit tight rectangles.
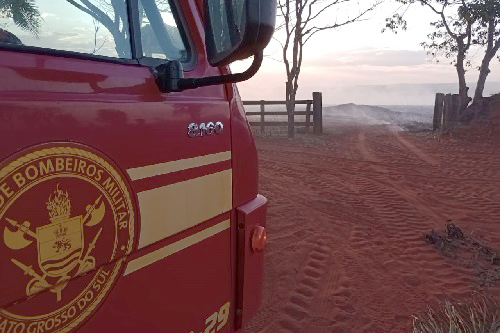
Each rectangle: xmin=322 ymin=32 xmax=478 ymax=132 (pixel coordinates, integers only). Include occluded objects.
xmin=80 ymin=226 xmax=233 ymax=333
xmin=0 ymin=0 xmax=268 ymax=330
xmin=0 ymin=48 xmax=230 ymax=168
xmin=235 ymin=195 xmax=268 ymax=329
xmin=227 ymin=82 xmax=259 ymax=208
xmin=0 ymin=0 xmax=239 ymax=331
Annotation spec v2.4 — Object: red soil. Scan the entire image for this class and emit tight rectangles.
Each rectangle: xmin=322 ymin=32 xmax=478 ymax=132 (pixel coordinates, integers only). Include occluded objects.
xmin=242 ymin=125 xmax=500 ymax=333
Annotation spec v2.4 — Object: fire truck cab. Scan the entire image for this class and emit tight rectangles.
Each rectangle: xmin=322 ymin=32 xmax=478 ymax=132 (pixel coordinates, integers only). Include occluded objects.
xmin=0 ymin=1 xmax=275 ymax=332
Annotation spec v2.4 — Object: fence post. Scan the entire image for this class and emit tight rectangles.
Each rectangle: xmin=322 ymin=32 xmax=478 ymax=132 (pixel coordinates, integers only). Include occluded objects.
xmin=313 ymin=92 xmax=322 ymax=134
xmin=260 ymin=100 xmax=265 ymax=133
xmin=433 ymin=93 xmax=444 ymax=131
xmin=450 ymin=94 xmax=460 ymax=126
xmin=305 ymin=102 xmax=311 ymax=133
xmin=442 ymin=93 xmax=453 ymax=131
xmin=286 ymin=82 xmax=294 ymax=138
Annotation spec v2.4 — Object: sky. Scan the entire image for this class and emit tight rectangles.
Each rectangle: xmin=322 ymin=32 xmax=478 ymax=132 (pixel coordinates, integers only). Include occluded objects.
xmin=232 ymin=1 xmax=500 ymax=106
xmin=1 ymin=1 xmax=499 ymax=106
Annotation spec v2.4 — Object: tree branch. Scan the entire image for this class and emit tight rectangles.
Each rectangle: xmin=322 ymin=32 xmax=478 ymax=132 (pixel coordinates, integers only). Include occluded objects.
xmin=303 ymin=2 xmax=379 ymax=44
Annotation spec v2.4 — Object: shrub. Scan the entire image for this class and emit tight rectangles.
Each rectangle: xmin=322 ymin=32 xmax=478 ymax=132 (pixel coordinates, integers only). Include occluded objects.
xmin=413 ymin=296 xmax=500 ymax=333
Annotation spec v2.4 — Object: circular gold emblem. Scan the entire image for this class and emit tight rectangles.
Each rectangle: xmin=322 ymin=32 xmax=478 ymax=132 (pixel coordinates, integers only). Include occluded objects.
xmin=0 ymin=144 xmax=136 ymax=333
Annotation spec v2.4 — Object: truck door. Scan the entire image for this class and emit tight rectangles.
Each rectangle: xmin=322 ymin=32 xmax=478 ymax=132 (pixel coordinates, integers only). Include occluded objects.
xmin=0 ymin=1 xmax=234 ymax=332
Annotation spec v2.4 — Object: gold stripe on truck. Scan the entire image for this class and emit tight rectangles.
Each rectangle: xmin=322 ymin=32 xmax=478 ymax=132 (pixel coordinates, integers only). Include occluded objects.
xmin=127 ymin=151 xmax=231 ymax=181
xmin=135 ymin=169 xmax=232 ymax=249
xmin=124 ymin=219 xmax=230 ymax=275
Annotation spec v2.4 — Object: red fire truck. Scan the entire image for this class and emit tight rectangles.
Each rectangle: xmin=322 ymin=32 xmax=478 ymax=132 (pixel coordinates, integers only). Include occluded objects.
xmin=0 ymin=0 xmax=275 ymax=332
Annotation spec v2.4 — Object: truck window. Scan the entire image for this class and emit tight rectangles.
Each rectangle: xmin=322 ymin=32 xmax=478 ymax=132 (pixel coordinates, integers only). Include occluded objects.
xmin=0 ymin=0 xmax=132 ymax=59
xmin=138 ymin=0 xmax=188 ymax=62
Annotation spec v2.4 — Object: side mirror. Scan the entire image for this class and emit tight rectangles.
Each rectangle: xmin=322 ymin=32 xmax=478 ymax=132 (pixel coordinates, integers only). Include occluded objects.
xmin=154 ymin=0 xmax=276 ymax=92
xmin=205 ymin=0 xmax=277 ymax=66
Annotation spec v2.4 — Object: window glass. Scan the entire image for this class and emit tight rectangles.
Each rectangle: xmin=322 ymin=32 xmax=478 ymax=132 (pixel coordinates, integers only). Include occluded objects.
xmin=208 ymin=0 xmax=230 ymax=53
xmin=0 ymin=0 xmax=131 ymax=58
xmin=138 ymin=0 xmax=188 ymax=61
xmin=208 ymin=0 xmax=245 ymax=53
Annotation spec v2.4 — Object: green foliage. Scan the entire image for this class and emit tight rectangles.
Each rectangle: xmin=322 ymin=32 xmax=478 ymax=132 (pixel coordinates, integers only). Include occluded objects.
xmin=385 ymin=0 xmax=500 ymax=103
xmin=386 ymin=1 xmax=474 ymax=63
xmin=0 ymin=0 xmax=41 ymax=37
xmin=385 ymin=0 xmax=500 ymax=63
xmin=469 ymin=0 xmax=500 ymax=46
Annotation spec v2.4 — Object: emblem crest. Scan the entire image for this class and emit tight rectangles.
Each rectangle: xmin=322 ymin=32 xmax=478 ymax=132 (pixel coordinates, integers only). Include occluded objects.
xmin=0 ymin=144 xmax=136 ymax=333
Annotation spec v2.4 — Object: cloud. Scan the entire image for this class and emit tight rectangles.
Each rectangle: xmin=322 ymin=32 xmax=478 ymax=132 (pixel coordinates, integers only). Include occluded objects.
xmin=41 ymin=12 xmax=57 ymax=19
xmin=14 ymin=26 xmax=119 ymax=57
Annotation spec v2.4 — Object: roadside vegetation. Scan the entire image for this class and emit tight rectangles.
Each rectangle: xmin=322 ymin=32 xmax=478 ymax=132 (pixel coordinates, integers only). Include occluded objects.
xmin=413 ymin=296 xmax=500 ymax=333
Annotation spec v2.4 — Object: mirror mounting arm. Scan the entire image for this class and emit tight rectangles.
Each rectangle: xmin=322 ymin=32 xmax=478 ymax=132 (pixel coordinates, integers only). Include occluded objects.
xmin=155 ymin=52 xmax=263 ymax=93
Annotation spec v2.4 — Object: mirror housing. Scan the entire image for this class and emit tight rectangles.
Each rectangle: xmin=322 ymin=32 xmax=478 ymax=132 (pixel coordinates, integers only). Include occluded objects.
xmin=155 ymin=52 xmax=263 ymax=92
xmin=205 ymin=0 xmax=277 ymax=66
xmin=153 ymin=0 xmax=276 ymax=93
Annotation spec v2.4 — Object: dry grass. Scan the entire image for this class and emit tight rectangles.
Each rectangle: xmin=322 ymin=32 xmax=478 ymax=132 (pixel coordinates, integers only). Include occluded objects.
xmin=413 ymin=296 xmax=500 ymax=333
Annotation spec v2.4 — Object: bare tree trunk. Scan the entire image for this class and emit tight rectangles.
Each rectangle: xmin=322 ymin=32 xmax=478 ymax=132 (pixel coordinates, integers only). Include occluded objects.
xmin=473 ymin=19 xmax=500 ymax=105
xmin=474 ymin=54 xmax=493 ymax=103
xmin=67 ymin=0 xmax=129 ymax=57
xmin=455 ymin=42 xmax=471 ymax=114
xmin=286 ymin=80 xmax=295 ymax=138
xmin=278 ymin=0 xmax=381 ymax=138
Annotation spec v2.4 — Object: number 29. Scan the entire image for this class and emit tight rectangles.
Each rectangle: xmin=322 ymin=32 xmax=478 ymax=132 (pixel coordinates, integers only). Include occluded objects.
xmin=204 ymin=302 xmax=230 ymax=333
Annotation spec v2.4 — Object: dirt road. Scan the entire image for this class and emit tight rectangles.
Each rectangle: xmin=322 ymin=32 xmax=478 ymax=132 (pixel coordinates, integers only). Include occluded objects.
xmin=243 ymin=125 xmax=500 ymax=333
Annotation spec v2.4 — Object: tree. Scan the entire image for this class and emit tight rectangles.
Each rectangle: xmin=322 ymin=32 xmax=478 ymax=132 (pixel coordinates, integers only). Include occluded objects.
xmin=66 ymin=0 xmax=130 ymax=57
xmin=385 ymin=0 xmax=500 ymax=112
xmin=277 ymin=0 xmax=382 ymax=137
xmin=0 ymin=0 xmax=42 ymax=37
xmin=66 ymin=0 xmax=179 ymax=59
xmin=470 ymin=0 xmax=500 ymax=104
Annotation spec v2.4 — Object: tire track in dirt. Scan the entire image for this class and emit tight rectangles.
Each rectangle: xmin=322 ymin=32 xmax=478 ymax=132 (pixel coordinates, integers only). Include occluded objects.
xmin=344 ymin=126 xmax=491 ymax=328
xmin=355 ymin=127 xmax=446 ymax=224
xmin=268 ymin=239 xmax=356 ymax=333
xmin=392 ymin=132 xmax=500 ymax=238
xmin=392 ymin=130 xmax=439 ymax=166
xmin=243 ymin=125 xmax=500 ymax=333
xmin=349 ymin=127 xmax=496 ymax=313
xmin=356 ymin=131 xmax=388 ymax=174
xmin=276 ymin=240 xmax=331 ymax=333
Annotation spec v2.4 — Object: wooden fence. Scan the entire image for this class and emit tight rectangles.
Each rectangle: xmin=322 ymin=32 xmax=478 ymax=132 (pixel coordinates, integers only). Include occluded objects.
xmin=243 ymin=92 xmax=322 ymax=137
xmin=433 ymin=93 xmax=464 ymax=131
